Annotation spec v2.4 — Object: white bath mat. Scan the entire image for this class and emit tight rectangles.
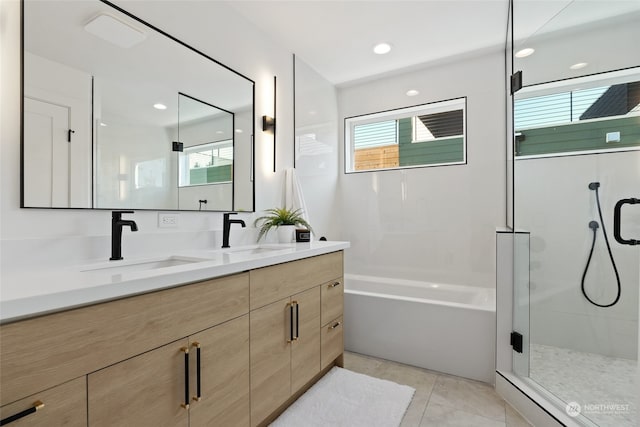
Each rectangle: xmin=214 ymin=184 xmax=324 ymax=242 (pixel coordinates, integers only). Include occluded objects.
xmin=270 ymin=367 xmax=415 ymax=427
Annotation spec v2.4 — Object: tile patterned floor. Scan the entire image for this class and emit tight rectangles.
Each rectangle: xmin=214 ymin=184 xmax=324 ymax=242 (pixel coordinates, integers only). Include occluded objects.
xmin=530 ymin=343 xmax=637 ymax=427
xmin=343 ymin=352 xmax=531 ymax=427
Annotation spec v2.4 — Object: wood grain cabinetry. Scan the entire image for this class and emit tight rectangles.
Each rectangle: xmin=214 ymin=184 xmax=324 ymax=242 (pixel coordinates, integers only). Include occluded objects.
xmin=249 ymin=297 xmax=292 ymax=425
xmin=88 ymin=338 xmax=190 ymax=427
xmin=189 ymin=315 xmax=250 ymax=427
xmin=291 ymin=287 xmax=321 ymax=391
xmin=0 ymin=273 xmax=249 ymax=405
xmin=320 ymin=277 xmax=344 ymax=369
xmin=0 ymin=273 xmax=249 ymax=427
xmin=88 ymin=315 xmax=249 ymax=427
xmin=0 ymin=250 xmax=344 ymax=427
xmin=0 ymin=377 xmax=86 ymax=427
xmin=249 ymin=253 xmax=343 ymax=426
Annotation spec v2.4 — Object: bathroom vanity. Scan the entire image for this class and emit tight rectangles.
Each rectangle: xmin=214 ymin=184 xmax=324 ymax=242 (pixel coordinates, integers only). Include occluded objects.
xmin=0 ymin=242 xmax=347 ymax=427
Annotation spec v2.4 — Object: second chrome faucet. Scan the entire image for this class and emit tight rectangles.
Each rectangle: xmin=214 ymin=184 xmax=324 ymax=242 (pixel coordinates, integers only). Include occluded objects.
xmin=222 ymin=213 xmax=245 ymax=248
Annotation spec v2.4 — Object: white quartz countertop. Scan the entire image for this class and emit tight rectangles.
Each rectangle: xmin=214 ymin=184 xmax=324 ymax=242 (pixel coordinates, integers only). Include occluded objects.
xmin=0 ymin=241 xmax=349 ymax=324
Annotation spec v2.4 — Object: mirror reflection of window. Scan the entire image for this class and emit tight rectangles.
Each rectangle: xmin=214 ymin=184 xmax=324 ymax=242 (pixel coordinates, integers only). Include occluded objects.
xmin=176 ymin=93 xmax=234 ymax=211
xmin=179 ymin=140 xmax=233 ymax=187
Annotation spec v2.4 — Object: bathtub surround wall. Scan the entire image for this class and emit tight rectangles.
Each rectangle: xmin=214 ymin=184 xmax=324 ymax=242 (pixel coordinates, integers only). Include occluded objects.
xmin=515 ymin=151 xmax=640 ymax=359
xmin=0 ymin=1 xmax=295 ymax=269
xmin=338 ymin=51 xmax=507 ymax=289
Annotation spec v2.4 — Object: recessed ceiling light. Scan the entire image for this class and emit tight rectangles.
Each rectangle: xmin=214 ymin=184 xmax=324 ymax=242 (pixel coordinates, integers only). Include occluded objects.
xmin=373 ymin=43 xmax=391 ymax=55
xmin=570 ymin=62 xmax=588 ymax=70
xmin=515 ymin=48 xmax=535 ymax=58
xmin=235 ymin=129 xmax=243 ymax=134
xmin=406 ymin=89 xmax=419 ymax=97
xmin=153 ymin=103 xmax=167 ymax=110
xmin=99 ymin=122 xmax=107 ymax=127
xmin=216 ymin=130 xmax=224 ymax=134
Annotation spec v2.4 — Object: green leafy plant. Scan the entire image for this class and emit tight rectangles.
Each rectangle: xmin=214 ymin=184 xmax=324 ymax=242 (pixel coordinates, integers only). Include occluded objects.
xmin=253 ymin=207 xmax=312 ymax=241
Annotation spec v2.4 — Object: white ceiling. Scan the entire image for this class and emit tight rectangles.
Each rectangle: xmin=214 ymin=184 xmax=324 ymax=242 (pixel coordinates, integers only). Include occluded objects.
xmin=226 ymin=0 xmax=640 ymax=86
xmin=226 ymin=0 xmax=510 ymax=86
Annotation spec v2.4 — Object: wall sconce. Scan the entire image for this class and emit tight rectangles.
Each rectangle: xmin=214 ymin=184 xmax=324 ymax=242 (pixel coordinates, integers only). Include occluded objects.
xmin=264 ymin=76 xmax=276 ymax=172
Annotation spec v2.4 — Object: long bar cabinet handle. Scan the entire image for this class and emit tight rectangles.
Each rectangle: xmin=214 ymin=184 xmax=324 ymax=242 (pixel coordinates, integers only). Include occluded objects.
xmin=180 ymin=347 xmax=190 ymax=409
xmin=294 ymin=301 xmax=299 ymax=339
xmin=329 ymin=321 xmax=342 ymax=330
xmin=192 ymin=342 xmax=202 ymax=402
xmin=328 ymin=281 xmax=341 ymax=288
xmin=0 ymin=401 xmax=44 ymax=426
xmin=287 ymin=303 xmax=294 ymax=343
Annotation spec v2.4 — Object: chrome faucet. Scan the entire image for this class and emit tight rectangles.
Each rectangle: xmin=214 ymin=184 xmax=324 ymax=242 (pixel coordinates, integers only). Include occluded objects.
xmin=110 ymin=211 xmax=138 ymax=260
xmin=222 ymin=212 xmax=245 ymax=248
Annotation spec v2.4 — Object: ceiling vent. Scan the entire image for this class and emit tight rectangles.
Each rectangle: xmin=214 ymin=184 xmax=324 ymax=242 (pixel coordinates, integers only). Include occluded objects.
xmin=84 ymin=14 xmax=146 ymax=48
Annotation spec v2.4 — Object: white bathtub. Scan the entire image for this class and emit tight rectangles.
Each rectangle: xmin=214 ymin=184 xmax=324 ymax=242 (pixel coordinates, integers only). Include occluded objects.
xmin=344 ymin=274 xmax=496 ymax=383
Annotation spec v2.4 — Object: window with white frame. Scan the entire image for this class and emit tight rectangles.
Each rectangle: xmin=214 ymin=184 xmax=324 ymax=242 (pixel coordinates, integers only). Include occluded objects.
xmin=344 ymin=97 xmax=466 ymax=173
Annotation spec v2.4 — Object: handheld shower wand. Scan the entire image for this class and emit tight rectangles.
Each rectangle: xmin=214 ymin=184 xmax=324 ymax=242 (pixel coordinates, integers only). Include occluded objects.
xmin=580 ymin=182 xmax=621 ymax=308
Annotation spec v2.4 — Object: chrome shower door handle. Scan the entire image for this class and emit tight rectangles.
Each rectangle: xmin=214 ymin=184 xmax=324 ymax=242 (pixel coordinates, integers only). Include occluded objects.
xmin=613 ymin=198 xmax=639 ymax=246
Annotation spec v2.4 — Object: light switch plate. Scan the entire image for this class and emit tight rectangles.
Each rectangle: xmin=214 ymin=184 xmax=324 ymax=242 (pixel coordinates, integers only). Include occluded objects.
xmin=158 ymin=213 xmax=179 ymax=228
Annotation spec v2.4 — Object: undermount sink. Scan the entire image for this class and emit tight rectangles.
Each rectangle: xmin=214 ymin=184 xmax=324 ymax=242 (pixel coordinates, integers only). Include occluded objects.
xmin=81 ymin=256 xmax=209 ymax=275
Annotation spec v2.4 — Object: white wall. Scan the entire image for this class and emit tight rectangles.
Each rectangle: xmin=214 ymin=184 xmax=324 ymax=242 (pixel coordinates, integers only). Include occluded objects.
xmin=337 ymin=51 xmax=506 ymax=288
xmin=515 ymin=151 xmax=640 ymax=359
xmin=96 ymin=121 xmax=176 ymax=209
xmin=0 ymin=0 xmax=295 ymax=274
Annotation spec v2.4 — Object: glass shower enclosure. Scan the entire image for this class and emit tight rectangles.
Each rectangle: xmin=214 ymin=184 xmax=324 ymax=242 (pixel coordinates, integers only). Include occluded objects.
xmin=510 ymin=1 xmax=640 ymax=426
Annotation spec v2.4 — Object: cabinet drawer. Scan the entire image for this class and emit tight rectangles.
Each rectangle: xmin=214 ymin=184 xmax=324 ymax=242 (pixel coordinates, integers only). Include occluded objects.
xmin=320 ymin=278 xmax=343 ymax=326
xmin=0 ymin=377 xmax=86 ymax=427
xmin=320 ymin=316 xmax=343 ymax=370
xmin=0 ymin=273 xmax=249 ymax=405
xmin=250 ymin=251 xmax=343 ymax=310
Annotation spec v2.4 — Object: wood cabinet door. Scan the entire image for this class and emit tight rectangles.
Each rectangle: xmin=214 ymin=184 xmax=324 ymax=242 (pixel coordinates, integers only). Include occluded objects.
xmin=291 ymin=286 xmax=320 ymax=392
xmin=88 ymin=338 xmax=189 ymax=427
xmin=0 ymin=377 xmax=86 ymax=427
xmin=189 ymin=315 xmax=250 ymax=427
xmin=249 ymin=298 xmax=291 ymax=427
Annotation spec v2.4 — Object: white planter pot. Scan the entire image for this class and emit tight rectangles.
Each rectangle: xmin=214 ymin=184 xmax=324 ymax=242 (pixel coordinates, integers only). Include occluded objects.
xmin=277 ymin=225 xmax=296 ymax=243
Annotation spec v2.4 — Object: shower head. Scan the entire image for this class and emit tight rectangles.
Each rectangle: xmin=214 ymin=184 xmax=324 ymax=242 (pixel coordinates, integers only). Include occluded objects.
xmin=589 ymin=221 xmax=599 ymax=230
xmin=588 ymin=182 xmax=600 ymax=190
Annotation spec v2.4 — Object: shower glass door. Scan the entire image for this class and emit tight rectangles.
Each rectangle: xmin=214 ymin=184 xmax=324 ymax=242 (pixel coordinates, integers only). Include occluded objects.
xmin=512 ymin=1 xmax=640 ymax=426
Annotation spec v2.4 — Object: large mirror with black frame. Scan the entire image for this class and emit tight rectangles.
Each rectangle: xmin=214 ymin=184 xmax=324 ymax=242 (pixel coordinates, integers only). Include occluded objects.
xmin=22 ymin=0 xmax=254 ymax=212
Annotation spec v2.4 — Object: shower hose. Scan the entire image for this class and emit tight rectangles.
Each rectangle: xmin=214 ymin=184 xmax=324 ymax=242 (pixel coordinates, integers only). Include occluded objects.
xmin=580 ymin=183 xmax=621 ymax=308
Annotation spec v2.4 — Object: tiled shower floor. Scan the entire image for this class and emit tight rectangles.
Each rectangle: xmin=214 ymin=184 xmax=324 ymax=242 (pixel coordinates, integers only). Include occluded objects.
xmin=530 ymin=343 xmax=637 ymax=427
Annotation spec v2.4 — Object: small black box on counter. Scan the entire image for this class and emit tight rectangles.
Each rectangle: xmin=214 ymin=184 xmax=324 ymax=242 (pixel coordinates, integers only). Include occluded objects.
xmin=295 ymin=229 xmax=311 ymax=242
